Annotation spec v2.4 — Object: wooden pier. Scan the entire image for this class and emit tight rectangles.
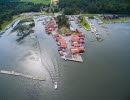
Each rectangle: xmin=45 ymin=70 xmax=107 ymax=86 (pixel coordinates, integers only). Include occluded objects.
xmin=61 ymin=54 xmax=83 ymax=62
xmin=0 ymin=70 xmax=45 ymax=81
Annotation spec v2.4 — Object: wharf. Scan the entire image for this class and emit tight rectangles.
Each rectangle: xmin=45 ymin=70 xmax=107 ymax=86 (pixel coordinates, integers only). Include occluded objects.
xmin=0 ymin=70 xmax=45 ymax=81
xmin=61 ymin=52 xmax=83 ymax=62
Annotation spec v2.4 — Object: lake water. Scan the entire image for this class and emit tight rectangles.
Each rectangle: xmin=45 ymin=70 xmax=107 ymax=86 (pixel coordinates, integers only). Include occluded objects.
xmin=0 ymin=22 xmax=130 ymax=100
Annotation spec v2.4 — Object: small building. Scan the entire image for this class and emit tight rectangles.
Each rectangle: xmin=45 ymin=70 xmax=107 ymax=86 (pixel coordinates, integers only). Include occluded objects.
xmin=79 ymin=33 xmax=85 ymax=37
xmin=54 ymin=34 xmax=59 ymax=37
xmin=79 ymin=39 xmax=85 ymax=43
xmin=72 ymin=36 xmax=80 ymax=42
xmin=73 ymin=34 xmax=79 ymax=37
xmin=65 ymin=32 xmax=71 ymax=36
xmin=56 ymin=36 xmax=62 ymax=41
xmin=70 ymin=47 xmax=85 ymax=54
xmin=59 ymin=39 xmax=66 ymax=44
xmin=73 ymin=44 xmax=80 ymax=47
xmin=70 ymin=26 xmax=75 ymax=32
xmin=70 ymin=48 xmax=79 ymax=54
xmin=60 ymin=43 xmax=67 ymax=49
xmin=59 ymin=50 xmax=64 ymax=56
xmin=78 ymin=19 xmax=81 ymax=23
xmin=76 ymin=28 xmax=81 ymax=33
xmin=79 ymin=48 xmax=85 ymax=53
xmin=72 ymin=42 xmax=80 ymax=47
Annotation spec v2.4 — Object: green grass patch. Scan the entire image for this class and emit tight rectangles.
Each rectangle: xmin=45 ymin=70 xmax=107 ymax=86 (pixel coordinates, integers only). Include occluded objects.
xmin=58 ymin=10 xmax=64 ymax=14
xmin=1 ymin=15 xmax=20 ymax=31
xmin=96 ymin=37 xmax=104 ymax=42
xmin=98 ymin=16 xmax=130 ymax=23
xmin=58 ymin=27 xmax=71 ymax=35
xmin=81 ymin=17 xmax=91 ymax=30
xmin=21 ymin=0 xmax=50 ymax=4
xmin=101 ymin=25 xmax=108 ymax=29
xmin=81 ymin=14 xmax=98 ymax=17
xmin=20 ymin=18 xmax=33 ymax=23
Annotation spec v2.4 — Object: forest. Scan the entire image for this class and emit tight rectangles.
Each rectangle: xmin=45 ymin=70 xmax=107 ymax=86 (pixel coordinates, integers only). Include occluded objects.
xmin=58 ymin=0 xmax=130 ymax=15
xmin=0 ymin=0 xmax=48 ymax=30
xmin=0 ymin=0 xmax=130 ymax=30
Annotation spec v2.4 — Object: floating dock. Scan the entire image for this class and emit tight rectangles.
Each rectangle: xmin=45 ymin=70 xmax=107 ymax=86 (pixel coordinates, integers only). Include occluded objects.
xmin=0 ymin=70 xmax=45 ymax=81
xmin=61 ymin=54 xmax=83 ymax=62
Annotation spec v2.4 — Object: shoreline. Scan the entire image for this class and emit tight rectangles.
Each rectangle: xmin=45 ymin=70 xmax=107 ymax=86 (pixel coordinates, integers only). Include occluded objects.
xmin=1 ymin=13 xmax=130 ymax=32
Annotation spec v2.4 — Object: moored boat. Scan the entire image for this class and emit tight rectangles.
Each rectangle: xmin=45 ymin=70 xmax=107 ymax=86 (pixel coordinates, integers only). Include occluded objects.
xmin=54 ymin=82 xmax=58 ymax=90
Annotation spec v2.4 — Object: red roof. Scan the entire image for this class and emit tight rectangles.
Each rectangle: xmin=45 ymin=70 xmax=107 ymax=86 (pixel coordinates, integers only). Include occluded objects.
xmin=72 ymin=36 xmax=80 ymax=42
xmin=79 ymin=34 xmax=85 ymax=37
xmin=56 ymin=36 xmax=62 ymax=41
xmin=65 ymin=32 xmax=71 ymax=36
xmin=79 ymin=44 xmax=85 ymax=47
xmin=60 ymin=43 xmax=67 ymax=48
xmin=73 ymin=44 xmax=80 ymax=47
xmin=73 ymin=34 xmax=79 ymax=37
xmin=79 ymin=39 xmax=85 ymax=43
xmin=76 ymin=28 xmax=81 ymax=33
xmin=45 ymin=22 xmax=57 ymax=31
xmin=59 ymin=39 xmax=66 ymax=44
xmin=72 ymin=42 xmax=78 ymax=46
xmin=54 ymin=34 xmax=59 ymax=37
xmin=78 ymin=19 xmax=81 ymax=22
xmin=79 ymin=48 xmax=85 ymax=53
xmin=70 ymin=48 xmax=79 ymax=54
xmin=70 ymin=47 xmax=85 ymax=53
xmin=80 ymin=36 xmax=85 ymax=39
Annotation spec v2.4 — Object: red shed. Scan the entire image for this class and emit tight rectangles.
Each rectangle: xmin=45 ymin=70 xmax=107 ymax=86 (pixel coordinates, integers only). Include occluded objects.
xmin=60 ymin=43 xmax=67 ymax=49
xmin=65 ymin=32 xmax=71 ymax=36
xmin=76 ymin=28 xmax=81 ymax=33
xmin=79 ymin=39 xmax=85 ymax=43
xmin=54 ymin=34 xmax=59 ymax=37
xmin=72 ymin=36 xmax=80 ymax=42
xmin=59 ymin=39 xmax=66 ymax=44
xmin=79 ymin=48 xmax=85 ymax=53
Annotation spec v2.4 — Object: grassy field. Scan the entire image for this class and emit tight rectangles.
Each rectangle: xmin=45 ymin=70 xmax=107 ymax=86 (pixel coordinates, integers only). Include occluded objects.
xmin=81 ymin=14 xmax=98 ymax=17
xmin=98 ymin=16 xmax=130 ymax=23
xmin=58 ymin=27 xmax=71 ymax=35
xmin=81 ymin=13 xmax=130 ymax=23
xmin=1 ymin=15 xmax=20 ymax=31
xmin=20 ymin=18 xmax=33 ymax=23
xmin=21 ymin=0 xmax=51 ymax=4
xmin=81 ymin=17 xmax=91 ymax=30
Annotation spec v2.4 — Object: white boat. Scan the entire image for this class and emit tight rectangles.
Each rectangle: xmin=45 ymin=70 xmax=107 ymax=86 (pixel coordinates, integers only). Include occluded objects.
xmin=54 ymin=82 xmax=58 ymax=89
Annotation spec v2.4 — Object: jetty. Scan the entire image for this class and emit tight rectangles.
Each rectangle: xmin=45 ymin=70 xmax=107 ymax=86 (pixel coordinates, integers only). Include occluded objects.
xmin=61 ymin=53 xmax=83 ymax=62
xmin=85 ymin=17 xmax=97 ymax=33
xmin=0 ymin=70 xmax=45 ymax=81
xmin=94 ymin=16 xmax=103 ymax=24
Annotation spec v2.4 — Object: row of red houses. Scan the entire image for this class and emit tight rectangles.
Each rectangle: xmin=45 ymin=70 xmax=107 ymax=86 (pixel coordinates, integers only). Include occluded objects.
xmin=70 ymin=28 xmax=85 ymax=54
xmin=45 ymin=21 xmax=57 ymax=34
xmin=54 ymin=34 xmax=67 ymax=49
xmin=53 ymin=27 xmax=85 ymax=56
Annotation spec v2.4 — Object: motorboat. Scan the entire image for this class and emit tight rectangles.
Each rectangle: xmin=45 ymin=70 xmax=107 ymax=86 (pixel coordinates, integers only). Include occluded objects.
xmin=54 ymin=82 xmax=58 ymax=90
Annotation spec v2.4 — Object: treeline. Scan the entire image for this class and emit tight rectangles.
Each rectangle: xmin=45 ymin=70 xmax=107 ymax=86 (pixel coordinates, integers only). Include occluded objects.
xmin=58 ymin=0 xmax=130 ymax=15
xmin=0 ymin=0 xmax=48 ymax=30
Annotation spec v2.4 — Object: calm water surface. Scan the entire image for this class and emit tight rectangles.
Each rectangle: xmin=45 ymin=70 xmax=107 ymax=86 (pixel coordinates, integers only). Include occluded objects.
xmin=0 ymin=22 xmax=130 ymax=100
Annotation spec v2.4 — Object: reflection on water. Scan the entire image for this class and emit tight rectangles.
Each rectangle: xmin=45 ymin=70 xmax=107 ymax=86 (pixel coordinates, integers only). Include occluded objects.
xmin=0 ymin=19 xmax=130 ymax=100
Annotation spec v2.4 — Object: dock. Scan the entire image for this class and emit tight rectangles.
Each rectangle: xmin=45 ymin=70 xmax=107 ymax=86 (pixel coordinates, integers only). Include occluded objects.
xmin=61 ymin=53 xmax=83 ymax=62
xmin=94 ymin=16 xmax=103 ymax=24
xmin=0 ymin=70 xmax=45 ymax=81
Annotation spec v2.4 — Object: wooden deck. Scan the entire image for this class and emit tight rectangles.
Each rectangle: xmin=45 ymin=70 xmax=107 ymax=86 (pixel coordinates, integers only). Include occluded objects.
xmin=61 ymin=53 xmax=83 ymax=62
